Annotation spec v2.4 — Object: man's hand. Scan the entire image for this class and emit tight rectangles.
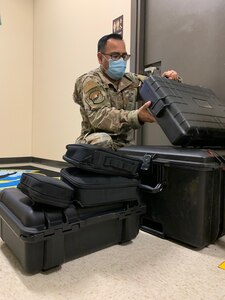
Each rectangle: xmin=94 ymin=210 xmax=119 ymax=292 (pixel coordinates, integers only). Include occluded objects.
xmin=138 ymin=101 xmax=156 ymax=123
xmin=162 ymin=70 xmax=180 ymax=81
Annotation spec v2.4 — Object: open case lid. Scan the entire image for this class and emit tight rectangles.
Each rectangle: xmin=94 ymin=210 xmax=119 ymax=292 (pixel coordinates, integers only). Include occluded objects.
xmin=140 ymin=75 xmax=225 ymax=147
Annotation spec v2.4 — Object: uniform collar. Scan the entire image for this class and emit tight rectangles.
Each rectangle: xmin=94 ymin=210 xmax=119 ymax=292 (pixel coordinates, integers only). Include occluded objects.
xmin=96 ymin=67 xmax=133 ymax=92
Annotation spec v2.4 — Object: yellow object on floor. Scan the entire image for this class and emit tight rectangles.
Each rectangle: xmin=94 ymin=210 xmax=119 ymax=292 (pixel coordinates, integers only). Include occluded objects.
xmin=218 ymin=261 xmax=225 ymax=270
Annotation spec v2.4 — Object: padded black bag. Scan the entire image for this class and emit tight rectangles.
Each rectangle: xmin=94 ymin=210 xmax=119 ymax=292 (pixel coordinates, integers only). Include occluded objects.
xmin=63 ymin=144 xmax=143 ymax=177
xmin=60 ymin=167 xmax=139 ymax=207
xmin=18 ymin=173 xmax=74 ymax=208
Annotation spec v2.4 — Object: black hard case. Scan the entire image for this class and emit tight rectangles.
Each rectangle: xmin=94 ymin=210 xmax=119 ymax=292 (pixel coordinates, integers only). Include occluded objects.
xmin=119 ymin=145 xmax=225 ymax=248
xmin=0 ymin=188 xmax=145 ymax=274
xmin=63 ymin=144 xmax=142 ymax=177
xmin=140 ymin=76 xmax=225 ymax=147
xmin=60 ymin=167 xmax=139 ymax=207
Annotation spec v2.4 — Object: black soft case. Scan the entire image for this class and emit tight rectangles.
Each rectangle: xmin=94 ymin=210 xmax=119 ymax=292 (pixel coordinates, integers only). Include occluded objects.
xmin=140 ymin=75 xmax=225 ymax=147
xmin=63 ymin=144 xmax=142 ymax=177
xmin=60 ymin=167 xmax=139 ymax=207
xmin=0 ymin=188 xmax=145 ymax=274
xmin=17 ymin=173 xmax=74 ymax=208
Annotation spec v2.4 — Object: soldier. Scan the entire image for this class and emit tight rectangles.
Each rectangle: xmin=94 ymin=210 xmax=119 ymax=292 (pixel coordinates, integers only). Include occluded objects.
xmin=73 ymin=33 xmax=180 ymax=150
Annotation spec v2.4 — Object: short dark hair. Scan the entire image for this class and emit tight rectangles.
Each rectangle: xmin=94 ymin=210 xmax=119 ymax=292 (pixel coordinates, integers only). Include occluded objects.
xmin=97 ymin=33 xmax=123 ymax=52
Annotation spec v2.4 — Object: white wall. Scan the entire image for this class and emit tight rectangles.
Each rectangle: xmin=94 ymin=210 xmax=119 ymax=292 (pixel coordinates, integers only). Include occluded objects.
xmin=0 ymin=0 xmax=33 ymax=158
xmin=0 ymin=0 xmax=131 ymax=161
xmin=32 ymin=0 xmax=131 ymax=161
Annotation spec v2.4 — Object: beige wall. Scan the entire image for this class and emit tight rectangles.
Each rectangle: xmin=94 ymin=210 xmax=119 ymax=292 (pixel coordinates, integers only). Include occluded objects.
xmin=1 ymin=0 xmax=131 ymax=161
xmin=32 ymin=0 xmax=131 ymax=161
xmin=0 ymin=0 xmax=33 ymax=158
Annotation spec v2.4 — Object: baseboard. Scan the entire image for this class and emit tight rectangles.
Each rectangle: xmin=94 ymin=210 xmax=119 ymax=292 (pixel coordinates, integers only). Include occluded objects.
xmin=0 ymin=157 xmax=32 ymax=164
xmin=0 ymin=156 xmax=69 ymax=168
xmin=32 ymin=157 xmax=69 ymax=168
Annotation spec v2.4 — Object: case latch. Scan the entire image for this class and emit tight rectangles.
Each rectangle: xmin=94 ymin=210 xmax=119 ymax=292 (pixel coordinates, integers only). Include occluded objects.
xmin=141 ymin=154 xmax=152 ymax=171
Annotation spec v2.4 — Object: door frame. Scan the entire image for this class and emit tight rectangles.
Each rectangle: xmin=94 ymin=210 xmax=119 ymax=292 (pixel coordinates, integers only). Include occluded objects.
xmin=130 ymin=0 xmax=146 ymax=74
xmin=130 ymin=0 xmax=146 ymax=144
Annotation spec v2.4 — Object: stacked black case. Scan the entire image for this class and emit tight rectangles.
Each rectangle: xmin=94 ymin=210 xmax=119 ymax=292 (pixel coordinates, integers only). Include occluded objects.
xmin=60 ymin=167 xmax=139 ymax=207
xmin=0 ymin=188 xmax=144 ymax=274
xmin=63 ymin=144 xmax=142 ymax=177
xmin=0 ymin=145 xmax=145 ymax=274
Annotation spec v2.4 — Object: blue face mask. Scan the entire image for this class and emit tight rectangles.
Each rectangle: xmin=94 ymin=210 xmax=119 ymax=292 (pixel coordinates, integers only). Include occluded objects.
xmin=106 ymin=58 xmax=127 ymax=80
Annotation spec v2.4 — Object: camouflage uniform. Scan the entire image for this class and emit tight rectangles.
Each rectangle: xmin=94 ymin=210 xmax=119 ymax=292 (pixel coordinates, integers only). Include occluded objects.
xmin=73 ymin=67 xmax=147 ymax=150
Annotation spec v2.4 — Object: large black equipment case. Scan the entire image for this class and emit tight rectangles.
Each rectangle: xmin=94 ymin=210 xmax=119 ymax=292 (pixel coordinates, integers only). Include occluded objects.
xmin=119 ymin=145 xmax=225 ymax=248
xmin=140 ymin=75 xmax=225 ymax=147
xmin=0 ymin=188 xmax=145 ymax=274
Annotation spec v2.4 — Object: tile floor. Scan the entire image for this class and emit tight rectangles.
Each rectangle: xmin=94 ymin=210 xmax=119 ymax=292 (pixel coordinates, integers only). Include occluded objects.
xmin=0 ymin=163 xmax=225 ymax=300
xmin=0 ymin=231 xmax=225 ymax=300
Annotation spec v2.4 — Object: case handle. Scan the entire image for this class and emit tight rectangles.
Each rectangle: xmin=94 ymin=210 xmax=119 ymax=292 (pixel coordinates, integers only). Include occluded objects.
xmin=138 ymin=182 xmax=163 ymax=194
xmin=152 ymin=100 xmax=170 ymax=117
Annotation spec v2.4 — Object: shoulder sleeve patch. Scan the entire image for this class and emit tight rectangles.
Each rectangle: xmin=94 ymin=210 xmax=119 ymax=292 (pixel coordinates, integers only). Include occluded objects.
xmin=87 ymin=89 xmax=104 ymax=105
xmin=83 ymin=80 xmax=98 ymax=94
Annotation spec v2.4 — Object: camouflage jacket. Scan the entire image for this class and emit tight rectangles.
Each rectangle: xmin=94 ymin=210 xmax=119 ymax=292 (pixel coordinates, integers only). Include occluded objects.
xmin=73 ymin=67 xmax=147 ymax=145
